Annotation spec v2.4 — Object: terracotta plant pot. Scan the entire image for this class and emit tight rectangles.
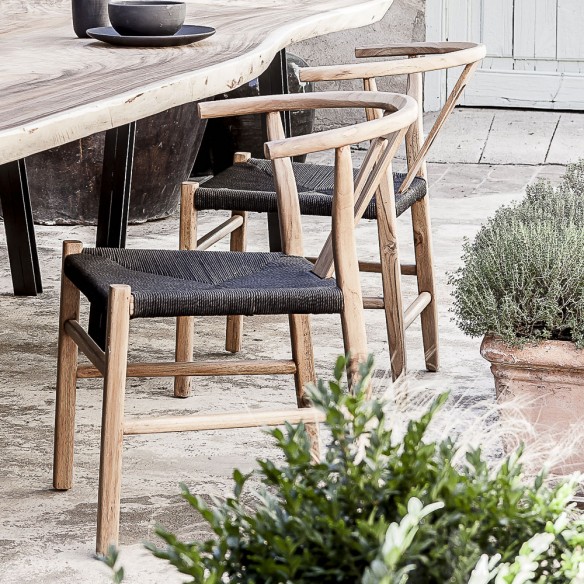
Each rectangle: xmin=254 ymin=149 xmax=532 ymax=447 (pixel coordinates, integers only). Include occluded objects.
xmin=481 ymin=334 xmax=584 ymax=474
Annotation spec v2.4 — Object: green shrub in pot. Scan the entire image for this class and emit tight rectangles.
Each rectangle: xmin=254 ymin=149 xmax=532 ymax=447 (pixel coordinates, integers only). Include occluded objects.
xmin=99 ymin=357 xmax=583 ymax=583
xmin=449 ymin=161 xmax=584 ymax=347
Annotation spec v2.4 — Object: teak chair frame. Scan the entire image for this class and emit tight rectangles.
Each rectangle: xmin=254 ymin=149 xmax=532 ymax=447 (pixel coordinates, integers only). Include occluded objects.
xmin=52 ymin=91 xmax=418 ymax=554
xmin=176 ymin=42 xmax=486 ymax=393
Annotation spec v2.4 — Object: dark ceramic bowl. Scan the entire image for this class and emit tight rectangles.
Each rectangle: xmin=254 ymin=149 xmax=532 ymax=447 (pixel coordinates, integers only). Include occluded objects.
xmin=108 ymin=1 xmax=186 ymax=36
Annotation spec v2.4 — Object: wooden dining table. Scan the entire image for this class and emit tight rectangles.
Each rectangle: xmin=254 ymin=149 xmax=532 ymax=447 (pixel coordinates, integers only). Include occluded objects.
xmin=0 ymin=0 xmax=393 ymax=297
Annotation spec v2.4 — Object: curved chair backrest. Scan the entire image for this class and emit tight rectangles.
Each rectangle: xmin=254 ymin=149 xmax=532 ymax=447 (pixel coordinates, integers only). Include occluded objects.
xmin=299 ymin=42 xmax=486 ymax=81
xmin=298 ymin=42 xmax=487 ymax=193
xmin=198 ymin=91 xmax=417 ymax=281
xmin=199 ymin=91 xmax=415 ymax=159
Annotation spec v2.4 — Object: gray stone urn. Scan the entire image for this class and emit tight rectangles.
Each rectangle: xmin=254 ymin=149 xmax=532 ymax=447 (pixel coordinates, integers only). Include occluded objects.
xmin=21 ymin=102 xmax=206 ymax=225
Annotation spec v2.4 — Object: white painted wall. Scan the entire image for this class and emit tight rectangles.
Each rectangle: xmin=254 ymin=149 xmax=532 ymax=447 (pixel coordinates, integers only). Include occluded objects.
xmin=426 ymin=0 xmax=584 ymax=111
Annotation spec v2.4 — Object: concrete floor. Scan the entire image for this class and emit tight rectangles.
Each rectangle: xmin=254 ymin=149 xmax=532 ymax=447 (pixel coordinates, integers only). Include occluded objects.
xmin=0 ymin=108 xmax=576 ymax=582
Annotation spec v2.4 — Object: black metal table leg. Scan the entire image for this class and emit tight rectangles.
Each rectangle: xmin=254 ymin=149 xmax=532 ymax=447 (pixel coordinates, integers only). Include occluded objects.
xmin=90 ymin=122 xmax=137 ymax=346
xmin=259 ymin=49 xmax=291 ymax=136
xmin=0 ymin=159 xmax=42 ymax=296
xmin=259 ymin=49 xmax=290 ymax=253
xmin=95 ymin=122 xmax=136 ymax=248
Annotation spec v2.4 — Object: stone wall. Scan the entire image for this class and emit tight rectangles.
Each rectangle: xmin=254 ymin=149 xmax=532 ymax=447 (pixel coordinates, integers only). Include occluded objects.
xmin=291 ymin=0 xmax=425 ymax=130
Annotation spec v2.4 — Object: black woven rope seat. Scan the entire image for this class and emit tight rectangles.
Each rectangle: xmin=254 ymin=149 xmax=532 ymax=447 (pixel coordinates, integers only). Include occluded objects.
xmin=64 ymin=248 xmax=344 ymax=319
xmin=195 ymin=158 xmax=427 ymax=219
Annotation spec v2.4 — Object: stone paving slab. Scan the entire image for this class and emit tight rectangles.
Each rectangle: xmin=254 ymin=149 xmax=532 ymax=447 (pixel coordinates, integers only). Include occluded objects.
xmin=355 ymin=107 xmax=582 ymax=167
xmin=421 ymin=107 xmax=584 ymax=167
xmin=424 ymin=108 xmax=495 ymax=164
xmin=478 ymin=110 xmax=560 ymax=165
xmin=546 ymin=113 xmax=584 ymax=165
xmin=429 ymin=164 xmax=545 ymax=198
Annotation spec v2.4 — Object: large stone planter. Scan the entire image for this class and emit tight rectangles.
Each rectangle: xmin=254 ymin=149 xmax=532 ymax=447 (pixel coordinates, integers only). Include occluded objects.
xmin=481 ymin=334 xmax=584 ymax=474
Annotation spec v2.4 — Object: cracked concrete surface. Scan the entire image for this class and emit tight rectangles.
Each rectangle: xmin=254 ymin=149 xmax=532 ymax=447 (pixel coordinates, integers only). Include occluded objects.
xmin=0 ymin=112 xmax=569 ymax=582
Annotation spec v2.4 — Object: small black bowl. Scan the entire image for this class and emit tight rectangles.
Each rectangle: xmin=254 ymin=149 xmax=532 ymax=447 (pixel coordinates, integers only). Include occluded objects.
xmin=108 ymin=1 xmax=186 ymax=36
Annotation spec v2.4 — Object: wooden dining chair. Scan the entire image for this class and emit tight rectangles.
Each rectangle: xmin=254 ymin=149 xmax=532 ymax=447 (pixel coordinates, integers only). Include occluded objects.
xmin=52 ymin=91 xmax=418 ymax=554
xmin=177 ymin=42 xmax=486 ymax=392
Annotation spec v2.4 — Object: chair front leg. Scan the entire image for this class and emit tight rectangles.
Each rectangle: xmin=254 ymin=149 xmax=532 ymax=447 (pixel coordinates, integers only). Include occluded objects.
xmin=376 ymin=172 xmax=406 ymax=381
xmin=53 ymin=241 xmax=83 ymax=490
xmin=225 ymin=151 xmax=252 ymax=353
xmin=175 ymin=181 xmax=198 ymax=398
xmin=288 ymin=313 xmax=320 ymax=461
xmin=96 ymin=285 xmax=131 ymax=555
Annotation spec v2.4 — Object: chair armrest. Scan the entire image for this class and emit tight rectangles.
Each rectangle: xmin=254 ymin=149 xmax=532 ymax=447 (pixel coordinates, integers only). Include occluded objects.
xmin=197 ymin=91 xmax=417 ymax=159
xmin=198 ymin=91 xmax=409 ymax=120
xmin=355 ymin=41 xmax=479 ymax=58
xmin=299 ymin=43 xmax=486 ymax=82
xmin=264 ymin=93 xmax=417 ymax=159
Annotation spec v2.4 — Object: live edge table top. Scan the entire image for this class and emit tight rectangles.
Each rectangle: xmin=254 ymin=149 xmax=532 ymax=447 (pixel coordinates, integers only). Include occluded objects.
xmin=0 ymin=0 xmax=393 ymax=165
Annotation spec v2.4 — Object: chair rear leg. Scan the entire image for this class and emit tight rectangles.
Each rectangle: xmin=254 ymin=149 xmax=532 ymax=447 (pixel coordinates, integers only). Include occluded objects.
xmin=411 ymin=197 xmax=439 ymax=372
xmin=53 ymin=241 xmax=83 ymax=490
xmin=376 ymin=173 xmax=406 ymax=381
xmin=288 ymin=314 xmax=320 ymax=461
xmin=175 ymin=181 xmax=198 ymax=398
xmin=96 ymin=285 xmax=131 ymax=555
xmin=225 ymin=211 xmax=248 ymax=353
xmin=225 ymin=152 xmax=251 ymax=353
xmin=404 ymin=69 xmax=439 ymax=372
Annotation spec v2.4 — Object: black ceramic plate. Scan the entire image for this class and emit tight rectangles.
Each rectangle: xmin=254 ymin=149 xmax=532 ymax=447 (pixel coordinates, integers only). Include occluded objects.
xmin=86 ymin=25 xmax=216 ymax=47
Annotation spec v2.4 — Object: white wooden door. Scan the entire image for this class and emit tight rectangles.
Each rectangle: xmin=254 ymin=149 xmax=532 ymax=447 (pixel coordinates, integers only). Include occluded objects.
xmin=425 ymin=0 xmax=584 ymax=111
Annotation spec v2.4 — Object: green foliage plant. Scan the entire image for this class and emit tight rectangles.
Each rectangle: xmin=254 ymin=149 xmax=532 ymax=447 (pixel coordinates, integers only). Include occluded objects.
xmin=143 ymin=356 xmax=584 ymax=583
xmin=450 ymin=160 xmax=584 ymax=347
xmin=100 ymin=546 xmax=124 ymax=584
xmin=469 ymin=487 xmax=584 ymax=583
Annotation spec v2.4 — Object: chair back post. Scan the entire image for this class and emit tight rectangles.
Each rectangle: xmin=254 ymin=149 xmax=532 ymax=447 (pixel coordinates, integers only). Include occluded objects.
xmin=332 ymin=145 xmax=368 ymax=382
xmin=363 ymin=77 xmax=382 ymax=121
xmin=405 ymin=64 xmax=427 ymax=182
xmin=311 ymin=123 xmax=410 ymax=280
xmin=265 ymin=111 xmax=304 ymax=256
